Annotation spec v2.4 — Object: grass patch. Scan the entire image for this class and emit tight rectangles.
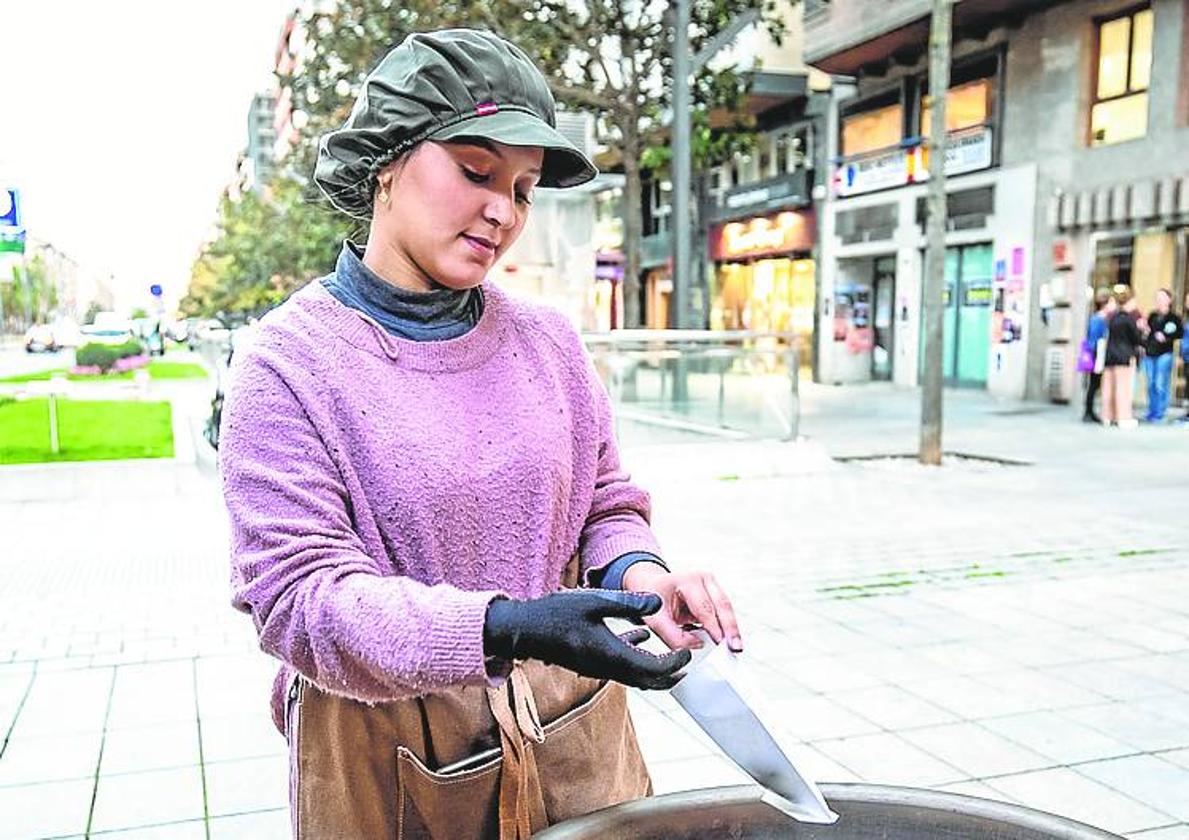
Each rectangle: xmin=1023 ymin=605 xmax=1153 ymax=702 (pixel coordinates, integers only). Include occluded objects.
xmin=1053 ymin=556 xmax=1074 ymax=564
xmin=716 ymin=474 xmax=741 ymax=482
xmin=0 ymin=360 xmax=206 ymax=383
xmin=1118 ymin=548 xmax=1170 ymax=558
xmin=0 ymin=398 xmax=174 ymax=464
xmin=965 ymin=569 xmax=1008 ymax=579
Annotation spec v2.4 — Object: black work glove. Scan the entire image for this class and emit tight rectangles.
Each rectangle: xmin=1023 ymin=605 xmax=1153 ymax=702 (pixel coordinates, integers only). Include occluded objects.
xmin=483 ymin=590 xmax=692 ymax=690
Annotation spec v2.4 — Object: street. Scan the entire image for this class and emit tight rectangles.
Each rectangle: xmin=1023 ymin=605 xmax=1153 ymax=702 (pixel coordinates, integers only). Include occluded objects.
xmin=1 ymin=373 xmax=1186 ymax=839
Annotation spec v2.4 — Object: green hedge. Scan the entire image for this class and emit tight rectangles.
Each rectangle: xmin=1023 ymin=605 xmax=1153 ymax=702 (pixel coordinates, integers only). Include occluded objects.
xmin=75 ymin=340 xmax=145 ymax=373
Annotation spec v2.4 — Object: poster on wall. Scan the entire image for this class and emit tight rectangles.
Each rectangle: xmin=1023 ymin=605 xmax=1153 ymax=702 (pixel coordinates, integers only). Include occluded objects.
xmin=995 ymin=248 xmax=1028 ymax=344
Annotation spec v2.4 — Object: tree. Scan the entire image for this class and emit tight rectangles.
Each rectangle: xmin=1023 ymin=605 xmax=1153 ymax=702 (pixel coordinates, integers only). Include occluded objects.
xmin=2 ymin=254 xmax=58 ymax=330
xmin=281 ymin=0 xmax=785 ymax=327
xmin=187 ymin=2 xmax=783 ymax=324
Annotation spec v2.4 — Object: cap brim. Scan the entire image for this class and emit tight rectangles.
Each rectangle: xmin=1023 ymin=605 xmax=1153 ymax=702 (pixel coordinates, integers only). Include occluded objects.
xmin=430 ymin=110 xmax=598 ymax=188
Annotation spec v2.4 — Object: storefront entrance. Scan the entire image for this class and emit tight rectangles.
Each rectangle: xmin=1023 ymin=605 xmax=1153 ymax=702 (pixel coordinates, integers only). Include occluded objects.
xmin=920 ymin=243 xmax=993 ymax=387
xmin=872 ymin=257 xmax=896 ymax=381
xmin=709 ymin=257 xmax=815 ymax=371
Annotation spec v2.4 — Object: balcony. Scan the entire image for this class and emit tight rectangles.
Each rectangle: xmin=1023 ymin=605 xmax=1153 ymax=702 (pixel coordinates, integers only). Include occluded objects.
xmin=805 ymin=0 xmax=1066 ymax=75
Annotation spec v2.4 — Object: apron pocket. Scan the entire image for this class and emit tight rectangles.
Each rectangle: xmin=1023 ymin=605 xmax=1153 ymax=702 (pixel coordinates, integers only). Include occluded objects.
xmin=534 ymin=679 xmax=651 ymax=824
xmin=395 ymin=745 xmax=502 ymax=839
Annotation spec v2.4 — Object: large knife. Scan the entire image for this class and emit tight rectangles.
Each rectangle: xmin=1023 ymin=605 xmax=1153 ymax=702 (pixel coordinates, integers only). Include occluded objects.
xmin=669 ymin=634 xmax=839 ymax=824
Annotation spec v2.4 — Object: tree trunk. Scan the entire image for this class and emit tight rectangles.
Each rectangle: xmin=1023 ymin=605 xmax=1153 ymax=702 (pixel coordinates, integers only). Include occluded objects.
xmin=920 ymin=0 xmax=952 ymax=466
xmin=621 ymin=121 xmax=644 ymax=329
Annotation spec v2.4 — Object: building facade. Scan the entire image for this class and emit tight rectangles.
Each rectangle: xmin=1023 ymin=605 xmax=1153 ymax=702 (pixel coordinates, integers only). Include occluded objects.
xmin=806 ymin=0 xmax=1189 ymax=399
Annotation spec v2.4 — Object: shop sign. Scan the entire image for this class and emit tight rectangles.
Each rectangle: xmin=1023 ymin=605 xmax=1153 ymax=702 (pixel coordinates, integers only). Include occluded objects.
xmin=710 ymin=210 xmax=815 ymax=261
xmin=721 ymin=170 xmax=810 ymax=215
xmin=834 ymin=149 xmax=908 ymax=198
xmin=834 ymin=127 xmax=993 ymax=197
xmin=909 ymin=127 xmax=993 ymax=182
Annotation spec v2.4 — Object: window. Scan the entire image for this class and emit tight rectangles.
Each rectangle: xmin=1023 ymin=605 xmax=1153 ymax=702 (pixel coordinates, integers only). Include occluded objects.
xmin=841 ymin=103 xmax=904 ymax=156
xmin=920 ymin=79 xmax=992 ymax=137
xmin=1090 ymin=6 xmax=1153 ymax=146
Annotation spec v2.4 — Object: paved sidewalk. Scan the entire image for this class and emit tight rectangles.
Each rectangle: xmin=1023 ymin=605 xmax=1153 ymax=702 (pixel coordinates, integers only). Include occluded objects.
xmin=0 ymin=383 xmax=1186 ymax=838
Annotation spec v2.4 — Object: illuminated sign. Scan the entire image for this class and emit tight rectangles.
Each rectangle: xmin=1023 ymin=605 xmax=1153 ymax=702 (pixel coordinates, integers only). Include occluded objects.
xmin=710 ymin=211 xmax=816 ymax=260
xmin=834 ymin=127 xmax=993 ymax=197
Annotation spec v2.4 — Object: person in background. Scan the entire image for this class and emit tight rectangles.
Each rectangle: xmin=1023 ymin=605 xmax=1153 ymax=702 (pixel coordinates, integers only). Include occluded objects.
xmin=1082 ymin=290 xmax=1113 ymax=423
xmin=1101 ymin=287 xmax=1144 ymax=429
xmin=1179 ymin=290 xmax=1189 ymax=425
xmin=1141 ymin=289 xmax=1182 ymax=423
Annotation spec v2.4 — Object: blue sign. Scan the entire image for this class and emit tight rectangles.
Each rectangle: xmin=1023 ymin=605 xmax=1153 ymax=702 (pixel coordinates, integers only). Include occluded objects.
xmin=0 ymin=189 xmax=21 ymax=229
xmin=150 ymin=284 xmax=163 ymax=297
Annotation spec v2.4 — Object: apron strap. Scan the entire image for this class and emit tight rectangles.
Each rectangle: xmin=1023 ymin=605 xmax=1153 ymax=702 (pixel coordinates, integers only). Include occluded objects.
xmin=487 ymin=667 xmax=548 ymax=839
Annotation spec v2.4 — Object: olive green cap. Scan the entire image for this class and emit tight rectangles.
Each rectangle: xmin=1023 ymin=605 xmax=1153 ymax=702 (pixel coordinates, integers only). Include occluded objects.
xmin=314 ymin=28 xmax=598 ymax=219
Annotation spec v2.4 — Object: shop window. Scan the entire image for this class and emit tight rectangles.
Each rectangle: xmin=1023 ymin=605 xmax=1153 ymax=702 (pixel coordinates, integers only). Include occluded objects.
xmin=842 ymin=103 xmax=904 ymax=157
xmin=1090 ymin=6 xmax=1153 ymax=146
xmin=1091 ymin=237 xmax=1133 ymax=288
xmin=919 ymin=79 xmax=991 ymax=137
xmin=837 ymin=204 xmax=897 ymax=245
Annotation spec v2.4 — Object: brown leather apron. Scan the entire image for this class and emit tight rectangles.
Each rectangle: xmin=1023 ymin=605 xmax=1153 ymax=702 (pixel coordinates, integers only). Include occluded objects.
xmin=286 ymin=559 xmax=651 ymax=839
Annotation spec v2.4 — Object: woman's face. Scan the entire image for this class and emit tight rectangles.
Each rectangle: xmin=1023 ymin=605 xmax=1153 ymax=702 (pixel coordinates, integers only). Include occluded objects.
xmin=370 ymin=140 xmax=543 ymax=291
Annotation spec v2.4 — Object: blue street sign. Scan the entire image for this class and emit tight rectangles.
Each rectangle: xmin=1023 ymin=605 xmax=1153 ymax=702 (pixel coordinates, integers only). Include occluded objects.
xmin=150 ymin=284 xmax=163 ymax=297
xmin=0 ymin=189 xmax=21 ymax=229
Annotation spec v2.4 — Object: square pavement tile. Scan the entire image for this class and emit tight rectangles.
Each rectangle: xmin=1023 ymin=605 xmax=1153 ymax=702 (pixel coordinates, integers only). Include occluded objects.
xmin=106 ymin=661 xmax=197 ymax=731
xmin=981 ymin=710 xmax=1137 ymax=765
xmin=208 ymin=808 xmax=291 ymax=839
xmin=831 ymin=684 xmax=957 ymax=731
xmin=916 ymin=641 xmax=1020 ymax=676
xmin=633 ymin=713 xmax=715 ymax=764
xmin=778 ymin=654 xmax=885 ymax=694
xmin=100 ymin=721 xmax=202 ymax=775
xmin=900 ymin=722 xmax=1053 ymax=779
xmin=1047 ymin=661 xmax=1182 ymax=702
xmin=814 ymin=732 xmax=965 ymax=788
xmin=1117 ymin=655 xmax=1189 ymax=692
xmin=649 ymin=754 xmax=749 ymax=795
xmin=9 ymin=668 xmax=112 ymax=739
xmin=1159 ymin=749 xmax=1189 ymax=770
xmin=768 ymin=695 xmax=881 ymax=742
xmin=975 ymin=667 xmax=1108 ymax=711
xmin=0 ymin=728 xmax=102 ymax=786
xmin=90 ymin=819 xmax=208 ymax=838
xmin=901 ymin=675 xmax=1041 ymax=720
xmin=1099 ymin=623 xmax=1189 ymax=655
xmin=986 ymin=768 xmax=1174 ymax=835
xmin=0 ymin=778 xmax=93 ymax=840
xmin=204 ymin=754 xmax=289 ymax=817
xmin=89 ymin=765 xmax=205 ymax=833
xmin=1065 ymin=703 xmax=1189 ymax=753
xmin=199 ymin=713 xmax=286 ymax=764
xmin=1077 ymin=755 xmax=1189 ymax=822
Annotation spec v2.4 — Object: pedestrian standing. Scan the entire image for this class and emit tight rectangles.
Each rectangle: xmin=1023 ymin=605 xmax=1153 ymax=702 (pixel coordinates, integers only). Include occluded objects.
xmin=1141 ymin=289 xmax=1182 ymax=422
xmin=1082 ymin=290 xmax=1113 ymax=423
xmin=1177 ymin=290 xmax=1189 ymax=425
xmin=218 ymin=29 xmax=742 ymax=840
xmin=1101 ymin=287 xmax=1145 ymax=429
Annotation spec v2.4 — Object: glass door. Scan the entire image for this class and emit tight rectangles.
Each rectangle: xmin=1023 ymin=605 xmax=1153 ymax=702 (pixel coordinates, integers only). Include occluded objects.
xmin=872 ymin=257 xmax=896 ymax=380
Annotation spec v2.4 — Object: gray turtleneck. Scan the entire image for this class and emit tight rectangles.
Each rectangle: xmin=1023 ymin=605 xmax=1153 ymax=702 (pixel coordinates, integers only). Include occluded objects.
xmin=322 ymin=240 xmax=483 ymax=341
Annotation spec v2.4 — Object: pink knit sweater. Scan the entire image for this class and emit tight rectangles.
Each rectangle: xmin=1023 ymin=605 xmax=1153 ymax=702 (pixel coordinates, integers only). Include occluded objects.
xmin=219 ymin=281 xmax=661 ymax=726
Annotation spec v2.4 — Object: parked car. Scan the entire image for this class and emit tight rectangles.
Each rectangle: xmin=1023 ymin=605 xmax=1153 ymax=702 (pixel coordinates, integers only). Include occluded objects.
xmin=81 ymin=312 xmax=135 ymax=346
xmin=24 ymin=324 xmax=57 ymax=353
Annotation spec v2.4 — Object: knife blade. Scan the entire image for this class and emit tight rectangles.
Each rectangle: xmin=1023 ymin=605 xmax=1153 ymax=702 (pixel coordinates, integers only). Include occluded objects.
xmin=669 ymin=635 xmax=839 ymax=824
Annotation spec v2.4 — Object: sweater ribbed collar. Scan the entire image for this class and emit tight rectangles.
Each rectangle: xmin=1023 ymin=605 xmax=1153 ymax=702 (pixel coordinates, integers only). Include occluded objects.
xmin=294 ymin=274 xmax=509 ymax=373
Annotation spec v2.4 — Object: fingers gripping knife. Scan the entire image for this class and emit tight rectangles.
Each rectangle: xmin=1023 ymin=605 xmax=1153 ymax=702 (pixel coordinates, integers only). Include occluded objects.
xmin=670 ymin=632 xmax=839 ymax=824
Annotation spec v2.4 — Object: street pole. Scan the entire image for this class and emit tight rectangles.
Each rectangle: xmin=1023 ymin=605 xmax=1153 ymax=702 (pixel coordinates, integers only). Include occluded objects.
xmin=919 ymin=0 xmax=952 ymax=466
xmin=671 ymin=0 xmax=692 ymax=330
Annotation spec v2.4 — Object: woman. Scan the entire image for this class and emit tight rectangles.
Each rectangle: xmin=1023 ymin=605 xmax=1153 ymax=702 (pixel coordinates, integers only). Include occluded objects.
xmin=219 ymin=29 xmax=741 ymax=839
xmin=1081 ymin=289 xmax=1112 ymax=423
xmin=1100 ymin=286 xmax=1145 ymax=429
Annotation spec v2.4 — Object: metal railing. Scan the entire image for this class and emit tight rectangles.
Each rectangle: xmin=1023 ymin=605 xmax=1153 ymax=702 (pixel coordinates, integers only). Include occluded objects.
xmin=582 ymin=330 xmax=802 ymax=444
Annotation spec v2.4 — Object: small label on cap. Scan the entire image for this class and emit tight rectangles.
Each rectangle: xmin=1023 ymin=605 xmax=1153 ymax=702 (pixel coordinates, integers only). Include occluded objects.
xmin=475 ymin=102 xmax=499 ymax=116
